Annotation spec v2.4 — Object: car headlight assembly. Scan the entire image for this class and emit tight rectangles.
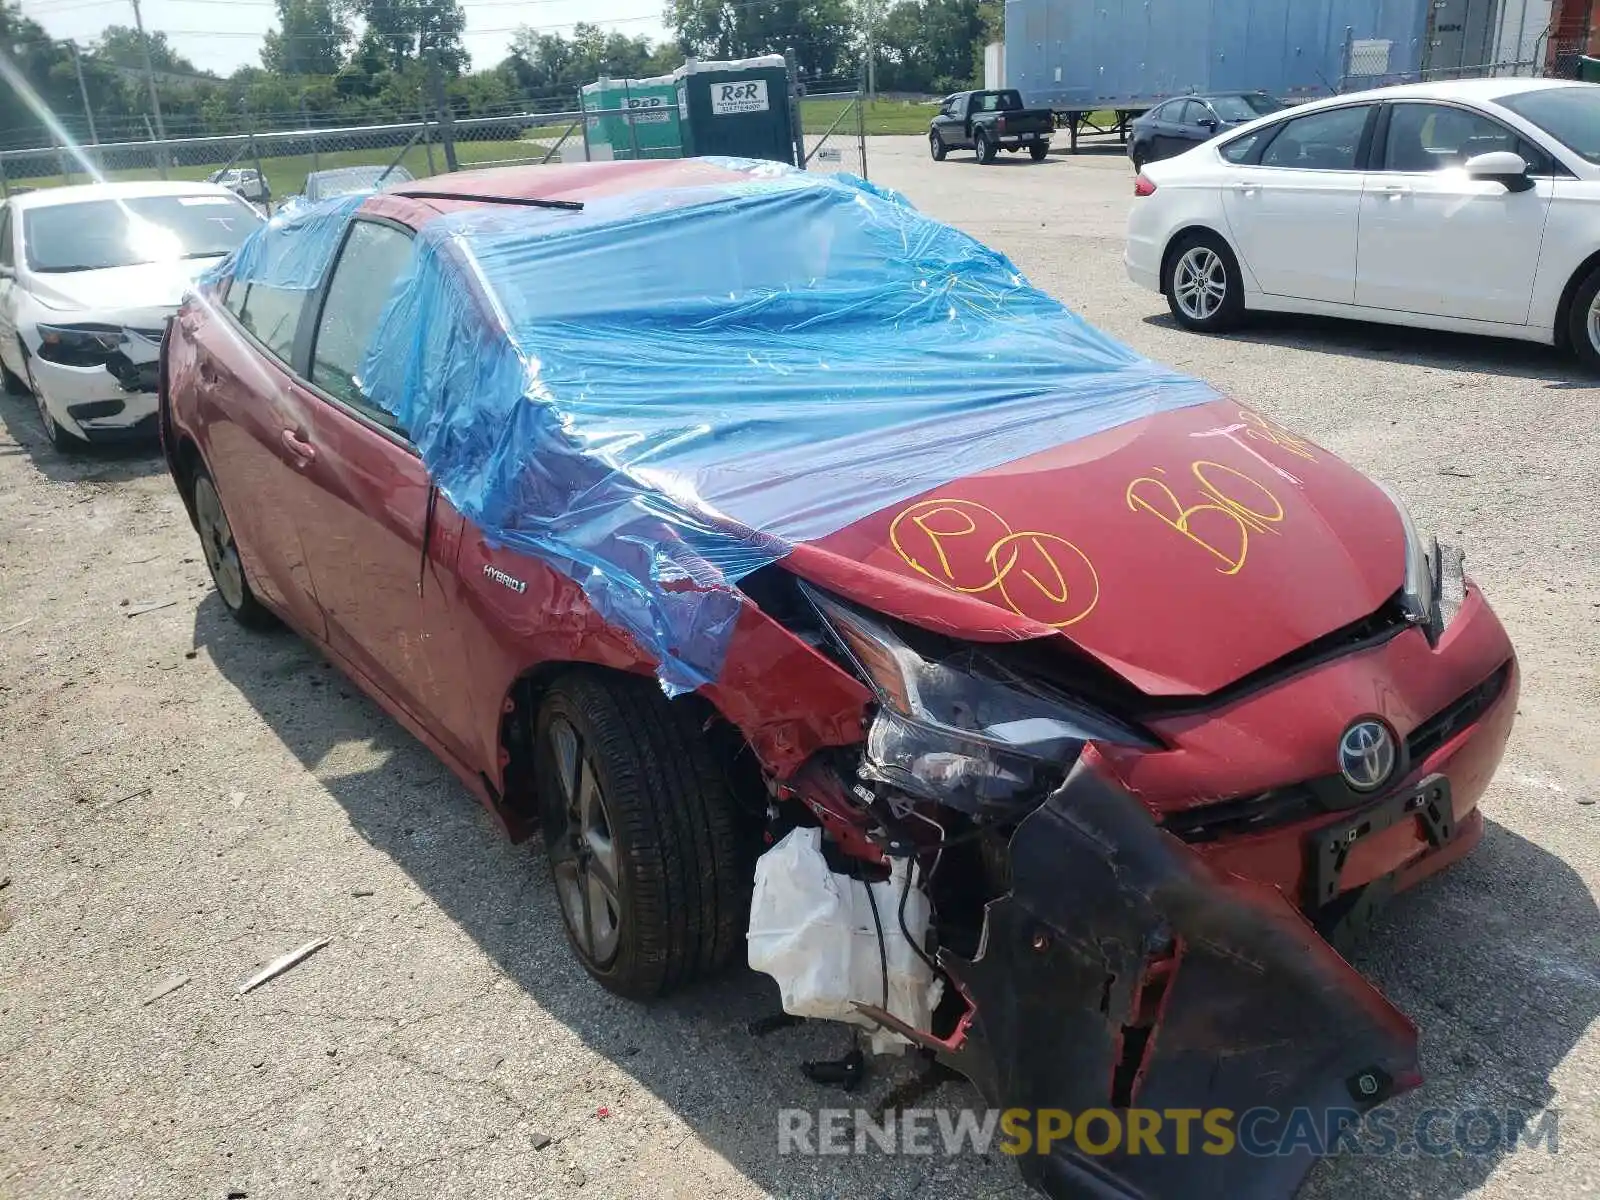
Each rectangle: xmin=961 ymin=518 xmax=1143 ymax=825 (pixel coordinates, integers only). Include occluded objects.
xmin=1382 ymin=485 xmax=1467 ymax=644
xmin=35 ymin=323 xmax=125 ymax=368
xmin=802 ymin=585 xmax=1153 ymax=816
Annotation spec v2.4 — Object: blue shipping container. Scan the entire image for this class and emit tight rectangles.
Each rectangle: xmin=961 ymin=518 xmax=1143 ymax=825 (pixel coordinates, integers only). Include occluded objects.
xmin=1006 ymin=0 xmax=1432 ymax=112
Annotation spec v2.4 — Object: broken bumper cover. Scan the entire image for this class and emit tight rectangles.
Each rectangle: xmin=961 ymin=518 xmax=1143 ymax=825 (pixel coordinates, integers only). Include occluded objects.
xmin=925 ymin=764 xmax=1419 ymax=1199
xmin=32 ymin=325 xmax=163 ymax=441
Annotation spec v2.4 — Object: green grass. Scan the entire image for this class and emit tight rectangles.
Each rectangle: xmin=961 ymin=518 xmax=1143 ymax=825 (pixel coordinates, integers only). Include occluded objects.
xmin=0 ymin=101 xmax=972 ymax=196
xmin=0 ymin=132 xmax=584 ymax=200
xmin=802 ymin=98 xmax=940 ymax=136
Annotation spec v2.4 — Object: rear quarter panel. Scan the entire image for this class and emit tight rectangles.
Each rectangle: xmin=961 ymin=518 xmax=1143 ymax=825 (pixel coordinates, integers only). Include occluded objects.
xmin=1129 ymin=154 xmax=1264 ymax=294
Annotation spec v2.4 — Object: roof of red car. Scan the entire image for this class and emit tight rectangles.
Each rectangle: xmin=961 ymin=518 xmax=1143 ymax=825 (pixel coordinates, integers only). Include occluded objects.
xmin=359 ymin=159 xmax=752 ymax=228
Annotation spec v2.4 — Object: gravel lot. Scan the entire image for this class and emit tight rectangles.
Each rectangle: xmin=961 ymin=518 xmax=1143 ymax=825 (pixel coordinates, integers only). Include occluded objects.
xmin=2 ymin=135 xmax=1597 ymax=1200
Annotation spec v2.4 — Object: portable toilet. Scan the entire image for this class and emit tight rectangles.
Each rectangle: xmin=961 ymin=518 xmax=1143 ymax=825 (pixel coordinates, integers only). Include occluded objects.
xmin=674 ymin=55 xmax=795 ymax=165
xmin=581 ymin=73 xmax=682 ymax=160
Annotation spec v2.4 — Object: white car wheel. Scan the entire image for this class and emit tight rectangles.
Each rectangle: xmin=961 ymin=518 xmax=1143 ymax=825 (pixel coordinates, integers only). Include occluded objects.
xmin=1173 ymin=246 xmax=1228 ymax=323
xmin=1163 ymin=232 xmax=1245 ymax=333
xmin=27 ymin=360 xmax=75 ymax=452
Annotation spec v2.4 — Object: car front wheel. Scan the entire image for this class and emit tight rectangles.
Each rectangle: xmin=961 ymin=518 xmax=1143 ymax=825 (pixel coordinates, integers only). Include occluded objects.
xmin=929 ymin=131 xmax=947 ymax=161
xmin=1566 ymin=262 xmax=1600 ymax=373
xmin=192 ymin=466 xmax=277 ymax=628
xmin=24 ymin=355 xmax=83 ymax=453
xmin=535 ymin=672 xmax=753 ymax=1001
xmin=1163 ymin=232 xmax=1246 ymax=333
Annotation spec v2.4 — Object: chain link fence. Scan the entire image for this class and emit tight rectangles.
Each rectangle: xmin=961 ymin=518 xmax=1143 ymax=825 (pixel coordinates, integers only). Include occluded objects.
xmin=1338 ymin=31 xmax=1585 ymax=93
xmin=0 ymin=109 xmax=605 ymax=205
xmin=799 ymin=91 xmax=867 ymax=178
xmin=0 ymin=90 xmax=868 ymax=202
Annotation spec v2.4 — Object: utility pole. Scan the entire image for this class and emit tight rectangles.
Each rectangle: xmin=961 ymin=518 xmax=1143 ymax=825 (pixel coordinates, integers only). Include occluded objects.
xmin=68 ymin=42 xmax=98 ymax=144
xmin=129 ymin=0 xmax=166 ymax=140
xmin=864 ymin=0 xmax=877 ymax=101
xmin=427 ymin=48 xmax=458 ymax=171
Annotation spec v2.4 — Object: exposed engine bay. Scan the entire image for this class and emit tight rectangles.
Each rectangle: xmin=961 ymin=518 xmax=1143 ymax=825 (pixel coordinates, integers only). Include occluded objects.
xmin=741 ymin=578 xmax=1424 ymax=1200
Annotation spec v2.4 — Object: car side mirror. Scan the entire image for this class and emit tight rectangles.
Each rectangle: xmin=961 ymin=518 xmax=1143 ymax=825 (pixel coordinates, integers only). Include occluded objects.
xmin=1198 ymin=117 xmax=1219 ymax=131
xmin=1465 ymin=150 xmax=1535 ymax=193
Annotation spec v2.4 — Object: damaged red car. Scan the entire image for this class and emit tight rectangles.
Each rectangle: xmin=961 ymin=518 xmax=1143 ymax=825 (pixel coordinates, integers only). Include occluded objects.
xmin=159 ymin=159 xmax=1517 ymax=1199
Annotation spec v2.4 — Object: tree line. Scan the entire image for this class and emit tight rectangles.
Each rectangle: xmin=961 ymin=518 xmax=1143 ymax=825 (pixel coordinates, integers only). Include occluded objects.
xmin=0 ymin=0 xmax=1002 ymax=150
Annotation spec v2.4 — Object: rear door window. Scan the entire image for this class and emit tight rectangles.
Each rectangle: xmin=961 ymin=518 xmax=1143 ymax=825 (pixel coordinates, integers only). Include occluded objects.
xmin=309 ymin=220 xmax=415 ymax=431
xmin=1259 ymin=105 xmax=1373 ymax=171
xmin=0 ymin=208 xmax=13 ymax=270
xmin=228 ymin=284 xmax=306 ymax=364
xmin=1220 ymin=127 xmax=1270 ymax=163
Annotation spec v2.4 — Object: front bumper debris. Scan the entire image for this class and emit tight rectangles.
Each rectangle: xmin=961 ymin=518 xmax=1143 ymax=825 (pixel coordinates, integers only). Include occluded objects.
xmin=873 ymin=762 xmax=1421 ymax=1200
xmin=32 ymin=325 xmax=163 ymax=439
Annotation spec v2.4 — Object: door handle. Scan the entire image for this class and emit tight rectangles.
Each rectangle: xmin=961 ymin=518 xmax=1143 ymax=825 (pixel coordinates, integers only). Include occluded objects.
xmin=1232 ymin=181 xmax=1263 ymax=193
xmin=1378 ymin=183 xmax=1412 ymax=197
xmin=280 ymin=428 xmax=317 ymax=464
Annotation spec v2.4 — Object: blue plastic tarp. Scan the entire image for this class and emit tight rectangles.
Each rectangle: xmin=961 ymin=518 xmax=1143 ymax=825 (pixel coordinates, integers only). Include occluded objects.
xmin=218 ymin=163 xmax=1219 ymax=692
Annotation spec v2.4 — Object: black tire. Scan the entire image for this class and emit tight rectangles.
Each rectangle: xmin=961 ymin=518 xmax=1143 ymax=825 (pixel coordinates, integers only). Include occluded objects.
xmin=24 ymin=354 xmax=83 ymax=453
xmin=1028 ymin=141 xmax=1049 ymax=161
xmin=929 ymin=131 xmax=947 ymax=162
xmin=975 ymin=130 xmax=996 ymax=164
xmin=1162 ymin=230 xmax=1246 ymax=333
xmin=1565 ymin=262 xmax=1600 ymax=373
xmin=191 ymin=466 xmax=277 ymax=629
xmin=1 ymin=345 xmax=27 ymax=397
xmin=535 ymin=672 xmax=753 ymax=1001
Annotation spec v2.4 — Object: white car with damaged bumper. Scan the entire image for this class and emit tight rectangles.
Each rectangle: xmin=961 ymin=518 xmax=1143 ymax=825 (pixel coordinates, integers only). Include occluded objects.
xmin=0 ymin=181 xmax=262 ymax=449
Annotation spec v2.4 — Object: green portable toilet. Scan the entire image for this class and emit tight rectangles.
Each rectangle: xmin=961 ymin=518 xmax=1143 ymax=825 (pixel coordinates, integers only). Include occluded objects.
xmin=674 ymin=55 xmax=796 ymax=165
xmin=581 ymin=74 xmax=682 ymax=160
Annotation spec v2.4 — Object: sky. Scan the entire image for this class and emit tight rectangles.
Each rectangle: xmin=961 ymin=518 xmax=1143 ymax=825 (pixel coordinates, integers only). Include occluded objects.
xmin=17 ymin=0 xmax=671 ymax=76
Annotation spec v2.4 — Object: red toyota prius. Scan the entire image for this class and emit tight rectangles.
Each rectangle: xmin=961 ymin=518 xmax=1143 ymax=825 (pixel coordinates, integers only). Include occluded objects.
xmin=159 ymin=159 xmax=1516 ymax=1200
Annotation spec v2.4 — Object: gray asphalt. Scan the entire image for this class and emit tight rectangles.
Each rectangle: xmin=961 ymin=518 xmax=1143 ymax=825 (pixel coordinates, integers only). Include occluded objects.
xmin=1 ymin=133 xmax=1596 ymax=1200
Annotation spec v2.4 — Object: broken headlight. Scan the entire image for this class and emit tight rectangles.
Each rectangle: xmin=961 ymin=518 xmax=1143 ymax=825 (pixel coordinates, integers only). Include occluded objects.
xmin=804 ymin=586 xmax=1152 ymax=816
xmin=35 ymin=323 xmax=124 ymax=368
xmin=1382 ymin=485 xmax=1467 ymax=643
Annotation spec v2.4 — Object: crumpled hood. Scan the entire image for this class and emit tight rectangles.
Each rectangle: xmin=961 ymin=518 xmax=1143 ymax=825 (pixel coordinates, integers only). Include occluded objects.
xmin=26 ymin=257 xmax=215 ymax=315
xmin=785 ymin=399 xmax=1405 ymax=697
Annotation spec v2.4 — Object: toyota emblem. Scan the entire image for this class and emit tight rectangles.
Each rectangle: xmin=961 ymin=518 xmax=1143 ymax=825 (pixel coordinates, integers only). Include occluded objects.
xmin=1338 ymin=720 xmax=1397 ymax=792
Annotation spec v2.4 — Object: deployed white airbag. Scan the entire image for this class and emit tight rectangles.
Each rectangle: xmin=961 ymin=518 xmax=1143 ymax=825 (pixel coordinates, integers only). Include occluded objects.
xmin=747 ymin=827 xmax=942 ymax=1055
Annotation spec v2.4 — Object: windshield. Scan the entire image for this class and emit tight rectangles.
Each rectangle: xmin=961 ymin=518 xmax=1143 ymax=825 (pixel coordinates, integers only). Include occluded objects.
xmin=306 ymin=165 xmax=415 ymax=201
xmin=23 ymin=194 xmax=262 ymax=273
xmin=1497 ymin=86 xmax=1600 ymax=163
xmin=1210 ymin=94 xmax=1285 ymax=121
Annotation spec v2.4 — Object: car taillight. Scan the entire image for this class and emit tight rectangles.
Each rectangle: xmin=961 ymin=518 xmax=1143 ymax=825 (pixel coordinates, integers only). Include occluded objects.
xmin=997 ymin=115 xmax=1007 ymax=133
xmin=1134 ymin=174 xmax=1157 ymax=197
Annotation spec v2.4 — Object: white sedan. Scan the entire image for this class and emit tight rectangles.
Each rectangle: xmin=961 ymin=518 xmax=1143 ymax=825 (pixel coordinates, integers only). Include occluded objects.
xmin=1125 ymin=78 xmax=1600 ymax=369
xmin=0 ymin=181 xmax=262 ymax=449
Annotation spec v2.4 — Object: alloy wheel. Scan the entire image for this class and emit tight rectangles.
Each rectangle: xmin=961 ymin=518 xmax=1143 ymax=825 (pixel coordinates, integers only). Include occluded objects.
xmin=194 ymin=477 xmax=246 ymax=611
xmin=546 ymin=716 xmax=622 ymax=965
xmin=1586 ymin=290 xmax=1600 ymax=358
xmin=1173 ymin=245 xmax=1228 ymax=322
